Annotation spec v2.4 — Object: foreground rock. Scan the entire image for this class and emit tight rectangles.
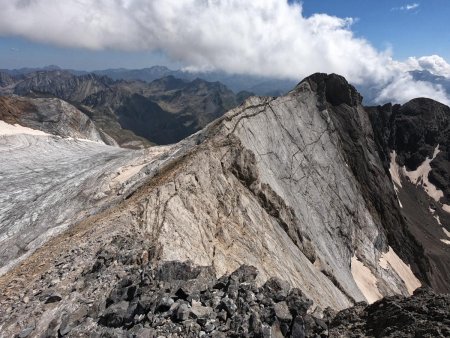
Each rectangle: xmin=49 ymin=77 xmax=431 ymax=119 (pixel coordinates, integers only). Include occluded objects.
xmin=2 ymin=251 xmax=448 ymax=337
xmin=330 ymin=288 xmax=450 ymax=337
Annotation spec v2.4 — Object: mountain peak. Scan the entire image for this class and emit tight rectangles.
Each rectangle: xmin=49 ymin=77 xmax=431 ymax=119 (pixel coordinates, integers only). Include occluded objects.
xmin=298 ymin=73 xmax=363 ymax=107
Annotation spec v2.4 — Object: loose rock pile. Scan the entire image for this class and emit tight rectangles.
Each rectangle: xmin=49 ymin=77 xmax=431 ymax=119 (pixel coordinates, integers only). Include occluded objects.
xmin=24 ymin=249 xmax=449 ymax=338
xmin=67 ymin=261 xmax=329 ymax=337
xmin=5 ymin=235 xmax=449 ymax=338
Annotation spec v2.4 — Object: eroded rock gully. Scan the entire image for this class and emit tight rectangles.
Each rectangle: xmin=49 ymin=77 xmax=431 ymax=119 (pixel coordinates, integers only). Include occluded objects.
xmin=0 ymin=73 xmax=448 ymax=337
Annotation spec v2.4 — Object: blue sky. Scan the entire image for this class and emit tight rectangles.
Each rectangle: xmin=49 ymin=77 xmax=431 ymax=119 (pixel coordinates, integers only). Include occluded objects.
xmin=301 ymin=0 xmax=450 ymax=60
xmin=0 ymin=1 xmax=448 ymax=71
xmin=0 ymin=37 xmax=181 ymax=71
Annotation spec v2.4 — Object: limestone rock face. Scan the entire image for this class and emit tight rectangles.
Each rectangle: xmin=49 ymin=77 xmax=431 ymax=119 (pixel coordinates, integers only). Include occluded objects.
xmin=0 ymin=73 xmax=444 ymax=337
xmin=127 ymin=74 xmax=424 ymax=310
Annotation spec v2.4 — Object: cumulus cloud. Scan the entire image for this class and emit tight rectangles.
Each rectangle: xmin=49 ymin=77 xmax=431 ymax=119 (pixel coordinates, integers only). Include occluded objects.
xmin=376 ymin=73 xmax=449 ymax=104
xmin=0 ymin=0 xmax=448 ymax=105
xmin=403 ymin=55 xmax=450 ymax=78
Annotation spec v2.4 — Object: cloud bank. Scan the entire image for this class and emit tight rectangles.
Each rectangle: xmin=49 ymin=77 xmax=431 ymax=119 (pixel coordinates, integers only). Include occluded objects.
xmin=0 ymin=0 xmax=448 ymax=104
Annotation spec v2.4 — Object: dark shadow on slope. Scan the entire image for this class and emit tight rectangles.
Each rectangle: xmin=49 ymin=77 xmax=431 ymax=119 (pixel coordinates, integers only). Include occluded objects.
xmin=117 ymin=94 xmax=199 ymax=145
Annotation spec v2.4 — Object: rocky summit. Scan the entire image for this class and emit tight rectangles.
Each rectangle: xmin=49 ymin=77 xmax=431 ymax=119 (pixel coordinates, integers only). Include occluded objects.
xmin=0 ymin=73 xmax=449 ymax=337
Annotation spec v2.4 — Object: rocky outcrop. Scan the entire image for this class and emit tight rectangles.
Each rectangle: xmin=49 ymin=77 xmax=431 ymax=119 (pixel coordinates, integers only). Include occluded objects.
xmin=1 ymin=249 xmax=446 ymax=337
xmin=330 ymin=287 xmax=450 ymax=337
xmin=368 ymin=98 xmax=449 ymax=203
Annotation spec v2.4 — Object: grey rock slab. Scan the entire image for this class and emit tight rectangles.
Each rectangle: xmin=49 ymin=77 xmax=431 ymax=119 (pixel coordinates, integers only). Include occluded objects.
xmin=190 ymin=300 xmax=212 ymax=319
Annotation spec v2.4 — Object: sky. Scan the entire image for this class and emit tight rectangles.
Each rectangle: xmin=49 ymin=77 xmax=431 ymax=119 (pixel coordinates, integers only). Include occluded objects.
xmin=300 ymin=0 xmax=450 ymax=60
xmin=1 ymin=0 xmax=450 ymax=104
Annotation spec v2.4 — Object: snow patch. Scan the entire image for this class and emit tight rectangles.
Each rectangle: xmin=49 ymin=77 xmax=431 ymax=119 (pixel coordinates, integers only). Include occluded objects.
xmin=112 ymin=163 xmax=147 ymax=185
xmin=443 ymin=204 xmax=450 ymax=214
xmin=389 ymin=151 xmax=402 ymax=188
xmin=402 ymin=145 xmax=443 ymax=202
xmin=64 ymin=136 xmax=104 ymax=144
xmin=351 ymin=256 xmax=382 ymax=304
xmin=389 ymin=151 xmax=404 ymax=207
xmin=441 ymin=239 xmax=450 ymax=245
xmin=434 ymin=216 xmax=442 ymax=225
xmin=379 ymin=247 xmax=421 ymax=295
xmin=443 ymin=228 xmax=450 ymax=238
xmin=0 ymin=120 xmax=50 ymax=136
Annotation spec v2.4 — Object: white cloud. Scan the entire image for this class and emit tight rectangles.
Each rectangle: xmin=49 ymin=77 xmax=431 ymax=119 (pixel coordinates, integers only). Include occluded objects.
xmin=376 ymin=73 xmax=449 ymax=104
xmin=0 ymin=0 xmax=447 ymax=105
xmin=404 ymin=3 xmax=420 ymax=10
xmin=403 ymin=55 xmax=450 ymax=78
xmin=392 ymin=3 xmax=420 ymax=11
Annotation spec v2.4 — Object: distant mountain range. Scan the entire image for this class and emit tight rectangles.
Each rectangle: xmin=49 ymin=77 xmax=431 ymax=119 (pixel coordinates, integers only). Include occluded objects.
xmin=0 ymin=69 xmax=253 ymax=146
xmin=0 ymin=65 xmax=297 ymax=96
xmin=3 ymin=66 xmax=450 ymax=148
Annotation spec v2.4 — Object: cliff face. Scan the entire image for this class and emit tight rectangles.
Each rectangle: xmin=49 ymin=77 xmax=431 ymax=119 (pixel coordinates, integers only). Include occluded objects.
xmin=0 ymin=73 xmax=447 ymax=337
xmin=368 ymin=97 xmax=450 ymax=293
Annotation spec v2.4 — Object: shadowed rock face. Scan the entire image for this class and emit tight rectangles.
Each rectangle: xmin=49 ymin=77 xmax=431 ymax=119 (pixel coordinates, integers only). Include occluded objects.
xmin=0 ymin=73 xmax=448 ymax=337
xmin=330 ymin=287 xmax=450 ymax=337
xmin=368 ymin=98 xmax=450 ymax=293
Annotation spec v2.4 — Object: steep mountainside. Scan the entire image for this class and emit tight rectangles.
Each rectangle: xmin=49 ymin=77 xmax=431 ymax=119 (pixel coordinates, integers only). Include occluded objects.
xmin=368 ymin=98 xmax=450 ymax=293
xmin=2 ymin=73 xmax=448 ymax=337
xmin=0 ymin=96 xmax=116 ymax=144
xmin=0 ymin=71 xmax=246 ymax=146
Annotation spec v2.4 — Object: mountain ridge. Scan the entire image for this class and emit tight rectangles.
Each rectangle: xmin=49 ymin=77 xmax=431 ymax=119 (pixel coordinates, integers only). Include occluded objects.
xmin=0 ymin=73 xmax=448 ymax=337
